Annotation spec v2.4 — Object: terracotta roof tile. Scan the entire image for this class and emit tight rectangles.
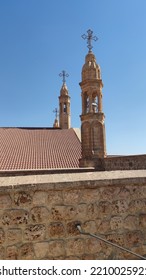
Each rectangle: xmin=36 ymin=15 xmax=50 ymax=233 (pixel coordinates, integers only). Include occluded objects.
xmin=0 ymin=128 xmax=81 ymax=170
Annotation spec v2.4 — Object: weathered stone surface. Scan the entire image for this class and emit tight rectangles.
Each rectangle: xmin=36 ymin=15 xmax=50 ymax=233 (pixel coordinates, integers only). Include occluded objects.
xmin=139 ymin=214 xmax=146 ymax=228
xmin=20 ymin=243 xmax=34 ymax=259
xmin=76 ymin=204 xmax=87 ymax=220
xmin=33 ymin=191 xmax=47 ymax=205
xmin=98 ymin=219 xmax=110 ymax=233
xmin=82 ymin=254 xmax=96 ymax=260
xmin=112 ymin=200 xmax=129 ymax=214
xmin=117 ymin=188 xmax=130 ymax=200
xmin=85 ymin=238 xmax=102 ymax=254
xmin=66 ymin=238 xmax=84 ymax=256
xmin=66 ymin=221 xmax=80 ymax=236
xmin=98 ymin=201 xmax=112 ymax=218
xmin=100 ymin=186 xmax=120 ymax=201
xmin=82 ymin=220 xmax=97 ymax=234
xmin=63 ymin=190 xmax=80 ymax=205
xmin=0 ymin=194 xmax=12 ymax=209
xmin=51 ymin=206 xmax=76 ymax=221
xmin=24 ymin=224 xmax=46 ymax=241
xmin=2 ymin=210 xmax=29 ymax=226
xmin=125 ymin=231 xmax=143 ymax=247
xmin=48 ymin=191 xmax=63 ymax=205
xmin=127 ymin=186 xmax=145 ymax=200
xmin=14 ymin=192 xmax=32 ymax=206
xmin=128 ymin=199 xmax=145 ymax=214
xmin=6 ymin=245 xmax=18 ymax=260
xmin=7 ymin=228 xmax=22 ymax=245
xmin=106 ymin=233 xmax=125 ymax=247
xmin=48 ymin=222 xmax=65 ymax=238
xmin=110 ymin=216 xmax=123 ymax=230
xmin=129 ymin=199 xmax=146 ymax=213
xmin=80 ymin=189 xmax=100 ymax=203
xmin=0 ymin=228 xmax=5 ymax=244
xmin=124 ymin=215 xmax=139 ymax=230
xmin=0 ymin=246 xmax=5 ymax=259
xmin=86 ymin=203 xmax=98 ymax=219
xmin=98 ymin=243 xmax=116 ymax=260
xmin=48 ymin=240 xmax=65 ymax=257
xmin=30 ymin=207 xmax=49 ymax=223
xmin=65 ymin=255 xmax=80 ymax=260
xmin=34 ymin=242 xmax=48 ymax=259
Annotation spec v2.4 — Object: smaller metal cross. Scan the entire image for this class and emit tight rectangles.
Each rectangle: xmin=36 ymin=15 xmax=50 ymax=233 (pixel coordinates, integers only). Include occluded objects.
xmin=81 ymin=29 xmax=98 ymax=52
xmin=59 ymin=70 xmax=69 ymax=84
xmin=53 ymin=108 xmax=59 ymax=119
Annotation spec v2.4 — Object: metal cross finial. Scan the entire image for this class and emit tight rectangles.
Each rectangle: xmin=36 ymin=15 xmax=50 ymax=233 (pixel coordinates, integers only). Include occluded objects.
xmin=59 ymin=70 xmax=69 ymax=84
xmin=53 ymin=108 xmax=59 ymax=119
xmin=81 ymin=29 xmax=98 ymax=53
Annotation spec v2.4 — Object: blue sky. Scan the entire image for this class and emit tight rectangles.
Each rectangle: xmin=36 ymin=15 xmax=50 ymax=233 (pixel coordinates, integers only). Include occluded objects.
xmin=0 ymin=0 xmax=146 ymax=155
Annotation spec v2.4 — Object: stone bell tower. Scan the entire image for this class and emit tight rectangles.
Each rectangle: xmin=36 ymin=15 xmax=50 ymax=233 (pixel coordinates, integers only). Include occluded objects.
xmin=59 ymin=70 xmax=71 ymax=129
xmin=79 ymin=29 xmax=106 ymax=169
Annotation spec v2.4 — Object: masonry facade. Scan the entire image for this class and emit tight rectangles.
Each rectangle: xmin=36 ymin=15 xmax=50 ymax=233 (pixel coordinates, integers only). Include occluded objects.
xmin=0 ymin=171 xmax=146 ymax=260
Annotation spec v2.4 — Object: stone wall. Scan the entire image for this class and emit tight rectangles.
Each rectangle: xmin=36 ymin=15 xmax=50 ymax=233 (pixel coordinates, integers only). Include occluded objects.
xmin=0 ymin=170 xmax=146 ymax=260
xmin=104 ymin=154 xmax=146 ymax=171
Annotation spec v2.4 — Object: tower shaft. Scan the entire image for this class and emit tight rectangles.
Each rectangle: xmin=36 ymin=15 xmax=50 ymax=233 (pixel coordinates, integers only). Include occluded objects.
xmin=79 ymin=51 xmax=106 ymax=168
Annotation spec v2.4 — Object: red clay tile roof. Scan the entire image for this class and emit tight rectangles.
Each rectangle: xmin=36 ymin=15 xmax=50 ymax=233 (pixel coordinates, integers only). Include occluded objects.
xmin=0 ymin=128 xmax=81 ymax=170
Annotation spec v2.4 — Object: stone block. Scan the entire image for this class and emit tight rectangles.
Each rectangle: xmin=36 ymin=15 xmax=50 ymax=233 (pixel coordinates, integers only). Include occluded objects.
xmin=125 ymin=231 xmax=143 ymax=247
xmin=112 ymin=200 xmax=129 ymax=214
xmin=97 ymin=243 xmax=116 ymax=260
xmin=34 ymin=242 xmax=48 ymax=259
xmin=98 ymin=201 xmax=112 ymax=218
xmin=0 ymin=246 xmax=5 ymax=259
xmin=47 ymin=240 xmax=65 ymax=257
xmin=76 ymin=204 xmax=87 ymax=220
xmin=80 ymin=189 xmax=100 ymax=203
xmin=48 ymin=222 xmax=65 ymax=238
xmin=100 ymin=186 xmax=120 ymax=201
xmin=110 ymin=216 xmax=123 ymax=230
xmin=24 ymin=224 xmax=46 ymax=241
xmin=66 ymin=238 xmax=85 ymax=256
xmin=0 ymin=228 xmax=5 ymax=244
xmin=129 ymin=200 xmax=146 ymax=213
xmin=0 ymin=194 xmax=12 ymax=209
xmin=86 ymin=203 xmax=98 ymax=219
xmin=2 ymin=210 xmax=29 ymax=226
xmin=19 ymin=243 xmax=34 ymax=259
xmin=98 ymin=219 xmax=110 ymax=233
xmin=7 ymin=228 xmax=22 ymax=245
xmin=6 ymin=245 xmax=18 ymax=260
xmin=127 ymin=186 xmax=145 ymax=200
xmin=14 ymin=192 xmax=32 ymax=206
xmin=85 ymin=237 xmax=102 ymax=254
xmin=117 ymin=188 xmax=130 ymax=200
xmin=66 ymin=221 xmax=81 ymax=236
xmin=51 ymin=206 xmax=76 ymax=221
xmin=124 ymin=215 xmax=139 ymax=230
xmin=30 ymin=206 xmax=49 ymax=223
xmin=139 ymin=214 xmax=146 ymax=228
xmin=106 ymin=233 xmax=125 ymax=247
xmin=48 ymin=191 xmax=63 ymax=206
xmin=82 ymin=220 xmax=97 ymax=234
xmin=33 ymin=191 xmax=47 ymax=205
xmin=63 ymin=190 xmax=80 ymax=205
